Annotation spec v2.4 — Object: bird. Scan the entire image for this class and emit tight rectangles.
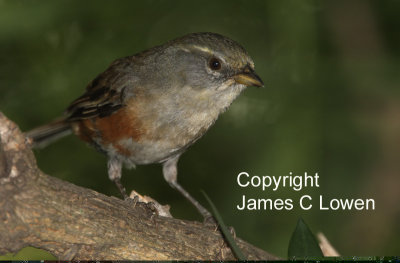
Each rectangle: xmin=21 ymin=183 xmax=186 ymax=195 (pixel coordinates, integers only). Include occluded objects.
xmin=26 ymin=32 xmax=264 ymax=219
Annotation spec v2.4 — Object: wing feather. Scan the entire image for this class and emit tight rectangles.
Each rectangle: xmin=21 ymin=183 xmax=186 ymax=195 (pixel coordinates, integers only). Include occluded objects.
xmin=66 ymin=57 xmax=133 ymax=121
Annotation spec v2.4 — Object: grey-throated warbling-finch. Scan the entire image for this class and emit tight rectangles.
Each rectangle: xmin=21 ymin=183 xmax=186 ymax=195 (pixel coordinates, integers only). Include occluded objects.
xmin=27 ymin=32 xmax=264 ymax=219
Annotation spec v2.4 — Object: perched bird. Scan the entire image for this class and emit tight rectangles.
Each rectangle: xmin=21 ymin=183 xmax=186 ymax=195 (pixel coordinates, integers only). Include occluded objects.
xmin=26 ymin=32 xmax=263 ymax=219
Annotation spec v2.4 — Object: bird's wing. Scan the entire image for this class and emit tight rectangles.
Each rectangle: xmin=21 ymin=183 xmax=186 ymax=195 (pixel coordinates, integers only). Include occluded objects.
xmin=66 ymin=57 xmax=134 ymax=121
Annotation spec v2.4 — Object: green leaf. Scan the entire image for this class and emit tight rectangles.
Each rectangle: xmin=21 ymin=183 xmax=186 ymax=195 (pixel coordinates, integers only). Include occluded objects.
xmin=288 ymin=217 xmax=324 ymax=259
xmin=0 ymin=247 xmax=57 ymax=260
xmin=201 ymin=191 xmax=246 ymax=260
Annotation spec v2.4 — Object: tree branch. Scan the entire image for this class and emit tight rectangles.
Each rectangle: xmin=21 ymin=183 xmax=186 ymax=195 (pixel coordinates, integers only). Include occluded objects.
xmin=0 ymin=112 xmax=277 ymax=260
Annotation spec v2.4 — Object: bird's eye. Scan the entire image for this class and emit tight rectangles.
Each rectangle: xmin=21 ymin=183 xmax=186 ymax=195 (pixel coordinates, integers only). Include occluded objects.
xmin=209 ymin=57 xmax=222 ymax=70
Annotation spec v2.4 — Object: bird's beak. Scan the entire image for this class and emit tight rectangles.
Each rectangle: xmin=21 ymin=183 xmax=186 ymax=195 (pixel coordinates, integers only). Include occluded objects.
xmin=234 ymin=66 xmax=264 ymax=87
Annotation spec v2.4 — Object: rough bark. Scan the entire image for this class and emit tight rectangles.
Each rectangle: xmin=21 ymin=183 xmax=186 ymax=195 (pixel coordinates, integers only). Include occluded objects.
xmin=0 ymin=112 xmax=277 ymax=260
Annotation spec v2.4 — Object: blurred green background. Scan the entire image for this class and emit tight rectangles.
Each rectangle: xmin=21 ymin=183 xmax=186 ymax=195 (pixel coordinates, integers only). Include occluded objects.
xmin=1 ymin=0 xmax=399 ymax=258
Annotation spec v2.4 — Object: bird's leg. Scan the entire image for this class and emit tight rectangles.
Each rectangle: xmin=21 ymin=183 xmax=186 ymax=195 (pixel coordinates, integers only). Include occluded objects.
xmin=162 ymin=155 xmax=212 ymax=219
xmin=107 ymin=157 xmax=128 ymax=199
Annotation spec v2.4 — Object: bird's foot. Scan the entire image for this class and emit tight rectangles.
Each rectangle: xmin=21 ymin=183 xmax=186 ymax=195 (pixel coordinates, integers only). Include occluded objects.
xmin=128 ymin=190 xmax=172 ymax=218
xmin=203 ymin=214 xmax=219 ymax=230
xmin=124 ymin=195 xmax=139 ymax=207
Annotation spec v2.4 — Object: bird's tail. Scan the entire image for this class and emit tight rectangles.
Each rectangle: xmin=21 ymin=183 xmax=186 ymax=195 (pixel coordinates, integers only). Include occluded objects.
xmin=25 ymin=118 xmax=72 ymax=148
